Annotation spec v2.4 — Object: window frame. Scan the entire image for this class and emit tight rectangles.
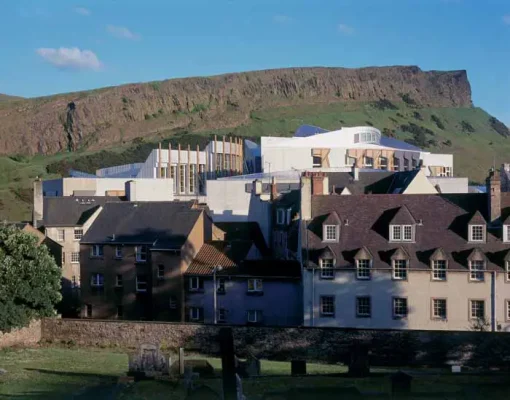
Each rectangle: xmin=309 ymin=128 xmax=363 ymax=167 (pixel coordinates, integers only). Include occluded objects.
xmin=90 ymin=244 xmax=104 ymax=258
xmin=506 ymin=300 xmax=510 ymax=322
xmin=189 ymin=307 xmax=202 ymax=321
xmin=115 ymin=245 xmax=123 ymax=259
xmin=320 ymin=258 xmax=335 ymax=279
xmin=57 ymin=229 xmax=65 ymax=242
xmin=469 ymin=225 xmax=485 ymax=242
xmin=363 ymin=156 xmax=374 ymax=168
xmin=393 ymin=297 xmax=408 ymax=319
xmin=469 ymin=260 xmax=485 ymax=282
xmin=379 ymin=156 xmax=388 ymax=170
xmin=217 ymin=278 xmax=226 ymax=293
xmin=432 ymin=298 xmax=447 ymax=320
xmin=136 ymin=275 xmax=148 ymax=293
xmin=135 ymin=245 xmax=148 ymax=263
xmin=218 ymin=308 xmax=227 ymax=323
xmin=157 ymin=264 xmax=165 ymax=280
xmin=506 ymin=261 xmax=510 ymax=283
xmin=356 ymin=296 xmax=371 ymax=318
xmin=73 ymin=228 xmax=83 ymax=241
xmin=115 ymin=274 xmax=123 ymax=287
xmin=189 ymin=277 xmax=201 ymax=291
xmin=312 ymin=155 xmax=322 ymax=168
xmin=247 ymin=278 xmax=263 ymax=293
xmin=432 ymin=260 xmax=447 ymax=281
xmin=469 ymin=299 xmax=485 ymax=320
xmin=247 ymin=310 xmax=262 ymax=323
xmin=390 ymin=225 xmax=402 ymax=241
xmin=392 ymin=259 xmax=408 ymax=280
xmin=504 ymin=225 xmax=510 ymax=243
xmin=85 ymin=304 xmax=92 ymax=318
xmin=323 ymin=225 xmax=339 ymax=242
xmin=276 ymin=208 xmax=286 ymax=225
xmin=71 ymin=252 xmax=80 ymax=264
xmin=116 ymin=305 xmax=123 ymax=319
xmin=356 ymin=259 xmax=371 ymax=280
xmin=320 ymin=296 xmax=335 ymax=317
xmin=90 ymin=273 xmax=104 ymax=287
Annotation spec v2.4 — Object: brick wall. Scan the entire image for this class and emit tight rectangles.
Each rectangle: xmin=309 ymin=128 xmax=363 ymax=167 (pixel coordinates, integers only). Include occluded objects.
xmin=0 ymin=320 xmax=42 ymax=349
xmin=41 ymin=318 xmax=510 ymax=368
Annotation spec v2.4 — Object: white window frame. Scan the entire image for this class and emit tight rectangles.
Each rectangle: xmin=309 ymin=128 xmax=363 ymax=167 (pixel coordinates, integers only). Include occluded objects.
xmin=393 ymin=157 xmax=400 ymax=171
xmin=179 ymin=165 xmax=186 ymax=194
xmin=504 ymin=225 xmax=510 ymax=243
xmin=393 ymin=259 xmax=408 ymax=280
xmin=157 ymin=264 xmax=165 ymax=279
xmin=506 ymin=300 xmax=510 ymax=321
xmin=320 ymin=258 xmax=334 ymax=279
xmin=432 ymin=298 xmax=447 ymax=319
xmin=247 ymin=310 xmax=262 ymax=323
xmin=363 ymin=156 xmax=374 ymax=168
xmin=469 ymin=260 xmax=485 ymax=282
xmin=356 ymin=296 xmax=371 ymax=317
xmin=379 ymin=156 xmax=388 ymax=170
xmin=90 ymin=273 xmax=104 ymax=287
xmin=320 ymin=296 xmax=335 ymax=316
xmin=323 ymin=225 xmax=339 ymax=242
xmin=115 ymin=246 xmax=122 ymax=259
xmin=356 ymin=259 xmax=371 ymax=280
xmin=189 ymin=277 xmax=201 ymax=291
xmin=390 ymin=225 xmax=402 ymax=241
xmin=403 ymin=225 xmax=414 ymax=241
xmin=393 ymin=297 xmax=408 ymax=318
xmin=190 ymin=307 xmax=202 ymax=321
xmin=189 ymin=164 xmax=196 ymax=194
xmin=470 ymin=299 xmax=485 ymax=320
xmin=71 ymin=252 xmax=80 ymax=264
xmin=57 ymin=229 xmax=65 ymax=242
xmin=91 ymin=245 xmax=104 ymax=258
xmin=506 ymin=261 xmax=510 ymax=282
xmin=217 ymin=308 xmax=227 ymax=323
xmin=276 ymin=208 xmax=285 ymax=225
xmin=136 ymin=275 xmax=148 ymax=293
xmin=247 ymin=278 xmax=263 ymax=292
xmin=390 ymin=225 xmax=414 ymax=242
xmin=115 ymin=274 xmax=123 ymax=287
xmin=469 ymin=225 xmax=485 ymax=242
xmin=432 ymin=260 xmax=447 ymax=281
xmin=74 ymin=228 xmax=83 ymax=241
xmin=135 ymin=245 xmax=148 ymax=263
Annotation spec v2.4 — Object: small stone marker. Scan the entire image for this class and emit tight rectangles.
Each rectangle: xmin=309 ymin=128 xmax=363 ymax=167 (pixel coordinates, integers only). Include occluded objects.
xmin=291 ymin=360 xmax=307 ymax=376
xmin=451 ymin=365 xmax=461 ymax=373
xmin=128 ymin=343 xmax=168 ymax=379
xmin=179 ymin=347 xmax=185 ymax=376
xmin=0 ymin=368 xmax=7 ymax=376
xmin=391 ymin=371 xmax=413 ymax=394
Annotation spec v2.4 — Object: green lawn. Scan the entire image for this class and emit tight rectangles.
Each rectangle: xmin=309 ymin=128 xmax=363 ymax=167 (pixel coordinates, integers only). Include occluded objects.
xmin=0 ymin=347 xmax=509 ymax=399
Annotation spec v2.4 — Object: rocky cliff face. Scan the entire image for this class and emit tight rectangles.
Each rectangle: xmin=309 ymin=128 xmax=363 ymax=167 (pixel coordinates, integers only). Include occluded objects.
xmin=0 ymin=66 xmax=472 ymax=155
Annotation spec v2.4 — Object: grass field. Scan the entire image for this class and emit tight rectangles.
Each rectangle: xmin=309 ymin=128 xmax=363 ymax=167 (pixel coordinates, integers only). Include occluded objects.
xmin=0 ymin=347 xmax=509 ymax=399
xmin=1 ymin=100 xmax=509 ymax=221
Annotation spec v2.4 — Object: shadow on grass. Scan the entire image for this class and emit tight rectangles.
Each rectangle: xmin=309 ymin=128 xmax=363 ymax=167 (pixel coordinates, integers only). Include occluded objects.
xmin=24 ymin=368 xmax=119 ymax=380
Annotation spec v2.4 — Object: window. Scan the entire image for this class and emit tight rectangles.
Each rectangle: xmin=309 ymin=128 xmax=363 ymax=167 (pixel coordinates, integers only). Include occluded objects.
xmin=71 ymin=275 xmax=79 ymax=288
xmin=189 ymin=164 xmax=196 ymax=193
xmin=136 ymin=275 xmax=147 ymax=292
xmin=71 ymin=252 xmax=80 ymax=264
xmin=390 ymin=225 xmax=414 ymax=242
xmin=432 ymin=299 xmax=447 ymax=319
xmin=356 ymin=259 xmax=371 ymax=280
xmin=393 ymin=297 xmax=408 ymax=318
xmin=190 ymin=307 xmax=202 ymax=321
xmin=199 ymin=164 xmax=205 ymax=193
xmin=135 ymin=245 xmax=147 ymax=263
xmin=320 ymin=296 xmax=335 ymax=316
xmin=115 ymin=274 xmax=123 ymax=287
xmin=432 ymin=260 xmax=447 ymax=281
xmin=403 ymin=158 xmax=409 ymax=171
xmin=320 ymin=258 xmax=334 ymax=279
xmin=179 ymin=164 xmax=186 ymax=194
xmin=393 ymin=259 xmax=408 ymax=280
xmin=189 ymin=277 xmax=202 ymax=291
xmin=115 ymin=246 xmax=122 ymax=259
xmin=171 ymin=166 xmax=177 ymax=193
xmin=354 ymin=133 xmax=360 ymax=143
xmin=379 ymin=156 xmax=388 ymax=170
xmin=469 ymin=225 xmax=485 ymax=242
xmin=356 ymin=297 xmax=371 ymax=318
xmin=91 ymin=245 xmax=103 ymax=258
xmin=62 ymin=251 xmax=65 ymax=264
xmin=85 ymin=304 xmax=92 ymax=318
xmin=159 ymin=167 xmax=166 ymax=178
xmin=57 ymin=229 xmax=65 ymax=242
xmin=393 ymin=157 xmax=400 ymax=171
xmin=412 ymin=158 xmax=418 ymax=169
xmin=169 ymin=296 xmax=177 ymax=309
xmin=470 ymin=300 xmax=485 ymax=319
xmin=115 ymin=305 xmax=123 ymax=318
xmin=504 ymin=225 xmax=510 ymax=243
xmin=312 ymin=155 xmax=322 ymax=168
xmin=74 ymin=229 xmax=83 ymax=240
xmin=247 ymin=310 xmax=262 ymax=323
xmin=217 ymin=278 xmax=226 ymax=293
xmin=157 ymin=264 xmax=165 ymax=279
xmin=363 ymin=156 xmax=373 ymax=168
xmin=225 ymin=154 xmax=231 ymax=171
xmin=276 ymin=208 xmax=285 ymax=225
xmin=506 ymin=300 xmax=510 ymax=321
xmin=218 ymin=309 xmax=226 ymax=323
xmin=90 ymin=273 xmax=104 ymax=287
xmin=324 ymin=225 xmax=338 ymax=242
xmin=506 ymin=261 xmax=510 ymax=282
xmin=247 ymin=279 xmax=263 ymax=292
xmin=469 ymin=260 xmax=485 ymax=282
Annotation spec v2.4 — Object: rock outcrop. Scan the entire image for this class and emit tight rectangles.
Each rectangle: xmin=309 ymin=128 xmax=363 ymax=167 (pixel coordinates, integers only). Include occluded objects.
xmin=0 ymin=66 xmax=472 ymax=155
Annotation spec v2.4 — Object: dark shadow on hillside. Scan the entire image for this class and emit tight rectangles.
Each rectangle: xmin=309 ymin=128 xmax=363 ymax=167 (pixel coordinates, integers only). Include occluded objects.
xmin=24 ymin=368 xmax=119 ymax=379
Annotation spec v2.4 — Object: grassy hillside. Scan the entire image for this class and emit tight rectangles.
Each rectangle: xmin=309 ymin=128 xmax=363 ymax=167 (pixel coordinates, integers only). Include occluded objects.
xmin=0 ymin=93 xmax=23 ymax=102
xmin=1 ymin=99 xmax=508 ymax=221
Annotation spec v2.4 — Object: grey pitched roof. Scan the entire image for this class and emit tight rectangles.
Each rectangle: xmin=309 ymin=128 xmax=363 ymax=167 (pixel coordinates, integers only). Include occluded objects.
xmin=43 ymin=196 xmax=119 ymax=227
xmin=81 ymin=201 xmax=201 ymax=249
xmin=327 ymin=170 xmax=422 ymax=195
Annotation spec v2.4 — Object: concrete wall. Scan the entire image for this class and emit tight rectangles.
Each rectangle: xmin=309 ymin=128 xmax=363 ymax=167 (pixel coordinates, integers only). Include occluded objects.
xmin=41 ymin=318 xmax=510 ymax=367
xmin=185 ymin=278 xmax=302 ymax=326
xmin=125 ymin=179 xmax=174 ymax=201
xmin=428 ymin=177 xmax=469 ymax=194
xmin=403 ymin=170 xmax=438 ymax=194
xmin=303 ymin=269 xmax=510 ymax=332
xmin=422 ymin=153 xmax=454 ymax=168
xmin=0 ymin=320 xmax=41 ymax=349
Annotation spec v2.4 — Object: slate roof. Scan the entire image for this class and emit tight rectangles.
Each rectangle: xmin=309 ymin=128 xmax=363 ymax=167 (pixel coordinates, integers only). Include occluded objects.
xmin=43 ymin=196 xmax=119 ymax=227
xmin=213 ymin=222 xmax=270 ymax=256
xmin=304 ymin=193 xmax=510 ymax=272
xmin=81 ymin=201 xmax=201 ymax=250
xmin=327 ymin=170 xmax=420 ymax=195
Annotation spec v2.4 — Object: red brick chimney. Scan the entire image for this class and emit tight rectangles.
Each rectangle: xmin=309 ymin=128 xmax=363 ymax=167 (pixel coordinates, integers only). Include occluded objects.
xmin=270 ymin=176 xmax=278 ymax=201
xmin=302 ymin=171 xmax=328 ymax=195
xmin=486 ymin=168 xmax=501 ymax=225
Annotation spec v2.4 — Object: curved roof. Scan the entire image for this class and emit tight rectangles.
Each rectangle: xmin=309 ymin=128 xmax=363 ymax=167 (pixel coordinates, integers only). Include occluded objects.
xmin=293 ymin=124 xmax=329 ymax=138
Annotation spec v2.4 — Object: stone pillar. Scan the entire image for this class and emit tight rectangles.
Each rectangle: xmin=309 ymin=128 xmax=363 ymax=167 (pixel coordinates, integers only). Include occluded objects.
xmin=219 ymin=328 xmax=237 ymax=400
xmin=33 ymin=178 xmax=43 ymax=228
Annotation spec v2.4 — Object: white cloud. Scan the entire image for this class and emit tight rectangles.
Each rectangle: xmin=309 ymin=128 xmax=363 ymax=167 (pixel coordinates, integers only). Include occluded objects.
xmin=75 ymin=7 xmax=91 ymax=16
xmin=36 ymin=47 xmax=102 ymax=71
xmin=337 ymin=23 xmax=354 ymax=35
xmin=107 ymin=25 xmax=140 ymax=40
xmin=273 ymin=15 xmax=293 ymax=24
xmin=503 ymin=15 xmax=510 ymax=25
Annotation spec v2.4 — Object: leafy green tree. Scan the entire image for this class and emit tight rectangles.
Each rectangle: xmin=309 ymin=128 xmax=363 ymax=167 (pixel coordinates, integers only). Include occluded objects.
xmin=0 ymin=224 xmax=61 ymax=332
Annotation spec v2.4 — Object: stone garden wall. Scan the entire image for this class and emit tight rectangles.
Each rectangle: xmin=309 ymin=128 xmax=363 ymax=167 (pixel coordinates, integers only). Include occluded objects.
xmin=41 ymin=318 xmax=510 ymax=368
xmin=0 ymin=320 xmax=41 ymax=349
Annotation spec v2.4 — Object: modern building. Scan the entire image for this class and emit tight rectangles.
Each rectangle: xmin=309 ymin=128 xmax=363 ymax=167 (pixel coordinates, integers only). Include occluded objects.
xmin=260 ymin=125 xmax=453 ymax=177
xmin=294 ymin=170 xmax=510 ymax=332
xmin=79 ymin=201 xmax=212 ymax=321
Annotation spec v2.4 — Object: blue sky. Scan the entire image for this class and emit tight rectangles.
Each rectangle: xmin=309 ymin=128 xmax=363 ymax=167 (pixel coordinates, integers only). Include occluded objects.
xmin=0 ymin=0 xmax=509 ymax=123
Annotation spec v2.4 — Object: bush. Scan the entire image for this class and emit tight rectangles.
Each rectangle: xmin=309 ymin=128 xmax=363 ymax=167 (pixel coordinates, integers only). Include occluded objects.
xmin=191 ymin=103 xmax=208 ymax=113
xmin=365 ymin=121 xmax=373 ymax=126
xmin=400 ymin=93 xmax=418 ymax=107
xmin=144 ymin=114 xmax=152 ymax=120
xmin=489 ymin=116 xmax=510 ymax=137
xmin=149 ymin=81 xmax=161 ymax=91
xmin=9 ymin=154 xmax=29 ymax=163
xmin=443 ymin=139 xmax=452 ymax=146
xmin=413 ymin=111 xmax=423 ymax=121
xmin=431 ymin=114 xmax=445 ymax=130
xmin=460 ymin=120 xmax=475 ymax=133
xmin=372 ymin=98 xmax=398 ymax=111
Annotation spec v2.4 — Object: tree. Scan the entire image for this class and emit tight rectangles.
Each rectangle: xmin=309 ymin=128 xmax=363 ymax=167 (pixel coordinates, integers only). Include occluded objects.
xmin=0 ymin=224 xmax=61 ymax=332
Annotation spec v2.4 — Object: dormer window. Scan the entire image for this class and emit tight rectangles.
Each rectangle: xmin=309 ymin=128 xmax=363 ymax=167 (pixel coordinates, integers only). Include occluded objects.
xmin=393 ymin=259 xmax=408 ymax=280
xmin=469 ymin=260 xmax=485 ymax=282
xmin=504 ymin=225 xmax=510 ymax=243
xmin=320 ymin=258 xmax=334 ymax=279
xmin=432 ymin=260 xmax=447 ymax=281
xmin=356 ymin=259 xmax=371 ymax=280
xmin=390 ymin=225 xmax=414 ymax=242
xmin=469 ymin=225 xmax=485 ymax=242
xmin=323 ymin=225 xmax=339 ymax=242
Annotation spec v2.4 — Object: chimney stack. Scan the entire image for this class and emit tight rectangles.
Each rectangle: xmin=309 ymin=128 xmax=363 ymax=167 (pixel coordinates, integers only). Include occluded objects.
xmin=32 ymin=178 xmax=43 ymax=228
xmin=486 ymin=168 xmax=501 ymax=225
xmin=300 ymin=173 xmax=312 ymax=221
xmin=351 ymin=160 xmax=359 ymax=181
xmin=270 ymin=176 xmax=278 ymax=201
xmin=252 ymin=179 xmax=262 ymax=195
